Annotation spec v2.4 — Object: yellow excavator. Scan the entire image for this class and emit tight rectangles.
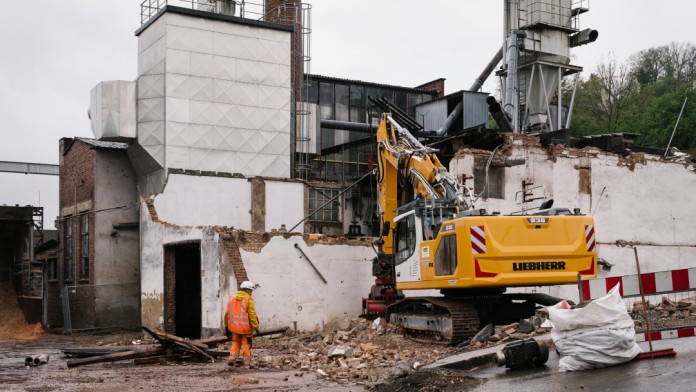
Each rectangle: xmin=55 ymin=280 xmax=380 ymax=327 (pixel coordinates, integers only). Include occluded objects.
xmin=362 ymin=107 xmax=597 ymax=343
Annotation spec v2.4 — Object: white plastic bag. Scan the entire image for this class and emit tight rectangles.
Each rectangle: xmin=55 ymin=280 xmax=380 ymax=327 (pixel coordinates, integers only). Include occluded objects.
xmin=548 ymin=284 xmax=642 ymax=371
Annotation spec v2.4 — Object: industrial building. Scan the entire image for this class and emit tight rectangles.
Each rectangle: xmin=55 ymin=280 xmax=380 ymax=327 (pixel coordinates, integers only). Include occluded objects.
xmin=3 ymin=0 xmax=692 ymax=342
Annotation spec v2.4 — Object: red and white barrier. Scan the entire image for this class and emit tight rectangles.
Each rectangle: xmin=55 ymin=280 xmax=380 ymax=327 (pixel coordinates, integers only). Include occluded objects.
xmin=581 ymin=267 xmax=696 ymax=301
xmin=635 ymin=327 xmax=696 ymax=342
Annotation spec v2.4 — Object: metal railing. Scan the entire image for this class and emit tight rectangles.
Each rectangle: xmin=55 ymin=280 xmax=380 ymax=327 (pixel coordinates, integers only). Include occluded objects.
xmin=140 ymin=0 xmax=266 ymax=25
xmin=62 ymin=283 xmax=140 ymax=334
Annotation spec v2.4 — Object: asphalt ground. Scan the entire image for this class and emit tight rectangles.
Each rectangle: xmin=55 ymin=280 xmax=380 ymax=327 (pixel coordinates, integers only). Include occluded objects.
xmin=468 ymin=338 xmax=696 ymax=392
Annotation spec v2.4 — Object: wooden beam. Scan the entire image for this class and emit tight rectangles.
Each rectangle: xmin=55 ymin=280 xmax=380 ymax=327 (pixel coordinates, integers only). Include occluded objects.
xmin=66 ymin=347 xmax=166 ymax=368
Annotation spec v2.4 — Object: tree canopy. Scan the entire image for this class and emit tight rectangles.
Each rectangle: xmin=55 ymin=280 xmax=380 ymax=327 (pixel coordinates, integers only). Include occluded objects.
xmin=569 ymin=42 xmax=695 ymax=151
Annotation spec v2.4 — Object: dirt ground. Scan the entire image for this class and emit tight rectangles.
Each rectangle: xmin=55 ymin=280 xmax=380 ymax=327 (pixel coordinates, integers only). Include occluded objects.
xmin=0 ymin=329 xmax=486 ymax=392
xmin=0 ymin=283 xmax=45 ymax=340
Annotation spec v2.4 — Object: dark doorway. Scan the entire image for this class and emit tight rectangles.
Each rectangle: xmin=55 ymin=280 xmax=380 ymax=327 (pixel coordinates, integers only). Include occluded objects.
xmin=164 ymin=243 xmax=201 ymax=339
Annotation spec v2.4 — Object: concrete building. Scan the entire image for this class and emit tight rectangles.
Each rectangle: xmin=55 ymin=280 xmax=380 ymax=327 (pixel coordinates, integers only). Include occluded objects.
xmin=449 ymin=133 xmax=696 ymax=302
xmin=55 ymin=138 xmax=139 ymax=331
xmin=70 ymin=0 xmax=693 ymax=341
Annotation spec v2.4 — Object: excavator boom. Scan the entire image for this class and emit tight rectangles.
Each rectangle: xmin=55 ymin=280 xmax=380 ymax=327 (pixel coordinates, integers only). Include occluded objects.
xmin=363 ymin=112 xmax=597 ymax=343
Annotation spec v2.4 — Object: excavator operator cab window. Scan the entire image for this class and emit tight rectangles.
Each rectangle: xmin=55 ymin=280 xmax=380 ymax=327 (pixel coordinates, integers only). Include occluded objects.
xmin=394 ymin=214 xmax=416 ymax=266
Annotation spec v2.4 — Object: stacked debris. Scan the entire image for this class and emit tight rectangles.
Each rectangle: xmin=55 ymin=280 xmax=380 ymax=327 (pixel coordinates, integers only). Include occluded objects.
xmin=631 ymin=296 xmax=696 ymax=332
xmin=63 ymin=327 xmax=236 ymax=368
xmin=445 ymin=312 xmax=552 ymax=355
xmin=243 ymin=317 xmax=445 ymax=385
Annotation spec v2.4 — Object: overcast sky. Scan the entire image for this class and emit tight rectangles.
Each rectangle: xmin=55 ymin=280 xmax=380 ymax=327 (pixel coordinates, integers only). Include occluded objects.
xmin=1 ymin=0 xmax=693 ymax=224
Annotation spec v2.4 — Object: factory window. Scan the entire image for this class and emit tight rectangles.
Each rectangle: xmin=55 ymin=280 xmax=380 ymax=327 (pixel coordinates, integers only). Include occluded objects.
xmin=308 ymin=188 xmax=341 ymax=223
xmin=379 ymin=89 xmax=395 ymax=105
xmin=394 ymin=91 xmax=407 ymax=111
xmin=80 ymin=213 xmax=89 ymax=281
xmin=47 ymin=258 xmax=58 ymax=282
xmin=335 ymin=84 xmax=349 ymax=122
xmin=319 ymin=82 xmax=334 ymax=120
xmin=435 ymin=234 xmax=458 ymax=276
xmin=63 ymin=216 xmax=73 ymax=281
xmin=349 ymin=85 xmax=365 ymax=123
xmin=307 ymin=79 xmax=319 ymax=103
xmin=407 ymin=93 xmax=423 ymax=117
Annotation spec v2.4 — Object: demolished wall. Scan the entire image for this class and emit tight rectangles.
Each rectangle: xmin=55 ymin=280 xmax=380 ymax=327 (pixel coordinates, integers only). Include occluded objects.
xmin=451 ymin=134 xmax=696 ymax=301
xmin=140 ymin=173 xmax=375 ymax=337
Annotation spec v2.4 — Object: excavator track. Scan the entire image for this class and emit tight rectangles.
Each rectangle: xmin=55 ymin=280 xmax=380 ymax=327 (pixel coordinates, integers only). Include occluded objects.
xmin=386 ymin=297 xmax=480 ymax=345
xmin=386 ymin=293 xmax=569 ymax=345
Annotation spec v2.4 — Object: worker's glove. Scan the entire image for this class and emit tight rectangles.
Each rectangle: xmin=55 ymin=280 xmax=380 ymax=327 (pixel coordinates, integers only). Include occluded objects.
xmin=225 ymin=329 xmax=232 ymax=340
xmin=254 ymin=328 xmax=260 ymax=334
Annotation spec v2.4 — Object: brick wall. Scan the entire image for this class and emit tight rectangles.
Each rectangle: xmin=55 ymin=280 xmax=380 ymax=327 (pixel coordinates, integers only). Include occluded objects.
xmin=265 ymin=0 xmax=302 ymax=100
xmin=58 ymin=138 xmax=97 ymax=329
xmin=163 ymin=246 xmax=176 ymax=334
xmin=415 ymin=78 xmax=446 ymax=98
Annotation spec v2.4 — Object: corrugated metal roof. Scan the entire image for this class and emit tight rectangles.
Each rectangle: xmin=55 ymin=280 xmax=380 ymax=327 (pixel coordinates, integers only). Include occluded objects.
xmin=75 ymin=137 xmax=129 ymax=150
xmin=308 ymin=74 xmax=439 ymax=94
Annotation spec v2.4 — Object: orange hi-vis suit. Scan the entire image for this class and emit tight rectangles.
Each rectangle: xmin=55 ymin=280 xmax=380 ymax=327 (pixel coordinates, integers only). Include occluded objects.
xmin=226 ymin=290 xmax=259 ymax=366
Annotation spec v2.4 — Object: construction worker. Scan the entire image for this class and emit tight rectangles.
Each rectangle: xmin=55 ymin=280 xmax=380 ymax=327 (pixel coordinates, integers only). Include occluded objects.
xmin=225 ymin=280 xmax=259 ymax=368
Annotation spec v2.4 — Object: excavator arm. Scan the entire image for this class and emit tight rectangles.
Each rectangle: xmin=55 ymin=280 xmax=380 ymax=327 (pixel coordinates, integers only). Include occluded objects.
xmin=374 ymin=114 xmax=466 ymax=257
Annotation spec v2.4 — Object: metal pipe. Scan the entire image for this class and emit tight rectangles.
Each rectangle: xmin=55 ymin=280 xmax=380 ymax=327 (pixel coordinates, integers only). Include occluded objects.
xmin=565 ymin=74 xmax=580 ymax=129
xmin=569 ymin=29 xmax=599 ymax=48
xmin=434 ymin=47 xmax=504 ymax=136
xmin=469 ymin=47 xmax=504 ymax=92
xmin=293 ymin=243 xmax=327 ymax=283
xmin=504 ymin=30 xmax=525 ymax=132
xmin=487 ymin=96 xmax=513 ymax=132
xmin=320 ymin=119 xmax=377 ymax=133
xmin=664 ymin=97 xmax=688 ymax=157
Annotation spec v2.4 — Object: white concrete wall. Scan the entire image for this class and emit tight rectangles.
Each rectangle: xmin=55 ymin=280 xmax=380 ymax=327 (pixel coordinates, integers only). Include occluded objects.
xmin=451 ymin=142 xmax=696 ymax=302
xmin=153 ymin=173 xmax=252 ymax=229
xmin=140 ymin=205 xmax=222 ymax=332
xmin=94 ymin=150 xmax=140 ymax=326
xmin=265 ymin=181 xmax=304 ymax=232
xmin=136 ymin=11 xmax=292 ymax=177
xmin=229 ymin=236 xmax=375 ymax=332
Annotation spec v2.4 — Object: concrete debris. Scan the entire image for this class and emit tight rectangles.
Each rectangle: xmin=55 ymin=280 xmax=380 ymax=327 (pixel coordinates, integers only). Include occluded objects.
xmin=328 ymin=345 xmax=354 ymax=358
xmin=372 ymin=317 xmax=388 ymax=330
xmin=631 ymin=296 xmax=696 ymax=332
xmin=471 ymin=323 xmax=494 ymax=343
xmin=245 ymin=377 xmax=259 ymax=384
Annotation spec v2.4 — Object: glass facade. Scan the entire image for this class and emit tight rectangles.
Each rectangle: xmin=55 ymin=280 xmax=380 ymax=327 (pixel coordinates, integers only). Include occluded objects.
xmin=304 ymin=76 xmax=436 ymax=181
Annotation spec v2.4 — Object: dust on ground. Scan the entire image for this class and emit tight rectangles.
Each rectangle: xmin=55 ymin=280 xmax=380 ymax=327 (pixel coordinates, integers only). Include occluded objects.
xmin=0 ymin=282 xmax=44 ymax=341
xmin=372 ymin=368 xmax=481 ymax=392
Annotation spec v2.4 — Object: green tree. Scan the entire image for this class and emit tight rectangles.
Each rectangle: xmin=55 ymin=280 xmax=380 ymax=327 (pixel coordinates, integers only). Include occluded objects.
xmin=570 ymin=55 xmax=635 ymax=136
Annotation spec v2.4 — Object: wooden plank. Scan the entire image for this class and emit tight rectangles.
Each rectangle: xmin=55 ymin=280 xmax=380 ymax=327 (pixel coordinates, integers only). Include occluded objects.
xmin=147 ymin=329 xmax=209 ymax=350
xmin=66 ymin=347 xmax=166 ymax=368
xmin=173 ymin=341 xmax=214 ymax=363
xmin=193 ymin=336 xmax=230 ymax=347
xmin=62 ymin=347 xmax=131 ymax=358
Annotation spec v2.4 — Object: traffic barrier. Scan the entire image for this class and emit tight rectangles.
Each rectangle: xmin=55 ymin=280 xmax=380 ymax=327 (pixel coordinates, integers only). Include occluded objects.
xmin=579 ymin=267 xmax=696 ymax=342
xmin=580 ymin=267 xmax=696 ymax=301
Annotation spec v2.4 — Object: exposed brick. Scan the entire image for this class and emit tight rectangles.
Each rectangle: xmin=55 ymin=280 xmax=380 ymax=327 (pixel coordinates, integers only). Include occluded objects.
xmin=415 ymin=78 xmax=446 ymax=98
xmin=57 ymin=138 xmax=97 ymax=330
xmin=220 ymin=233 xmax=249 ymax=286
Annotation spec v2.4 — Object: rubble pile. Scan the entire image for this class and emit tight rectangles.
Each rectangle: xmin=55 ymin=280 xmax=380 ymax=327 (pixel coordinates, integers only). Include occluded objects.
xmin=246 ymin=317 xmax=445 ymax=385
xmin=243 ymin=314 xmax=556 ymax=386
xmin=631 ymin=296 xmax=696 ymax=332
